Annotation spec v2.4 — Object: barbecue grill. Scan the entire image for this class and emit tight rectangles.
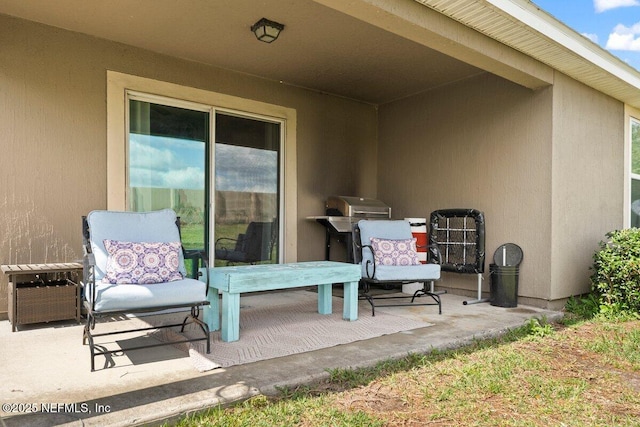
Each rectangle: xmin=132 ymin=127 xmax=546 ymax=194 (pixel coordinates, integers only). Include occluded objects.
xmin=308 ymin=196 xmax=391 ymax=261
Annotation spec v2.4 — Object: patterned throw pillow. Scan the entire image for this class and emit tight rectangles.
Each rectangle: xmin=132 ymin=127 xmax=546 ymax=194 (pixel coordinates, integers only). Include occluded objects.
xmin=370 ymin=237 xmax=421 ymax=266
xmin=102 ymin=240 xmax=183 ymax=284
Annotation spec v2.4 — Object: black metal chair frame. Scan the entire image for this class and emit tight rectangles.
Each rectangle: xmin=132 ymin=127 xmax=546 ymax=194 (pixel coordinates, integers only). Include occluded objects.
xmin=81 ymin=216 xmax=211 ymax=372
xmin=429 ymin=209 xmax=486 ymax=305
xmin=353 ymin=224 xmax=444 ymax=316
xmin=214 ymin=220 xmax=277 ymax=265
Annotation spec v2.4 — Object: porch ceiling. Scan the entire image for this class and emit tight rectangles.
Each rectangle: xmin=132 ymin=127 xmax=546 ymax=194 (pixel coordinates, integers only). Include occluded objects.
xmin=0 ymin=0 xmax=485 ymax=105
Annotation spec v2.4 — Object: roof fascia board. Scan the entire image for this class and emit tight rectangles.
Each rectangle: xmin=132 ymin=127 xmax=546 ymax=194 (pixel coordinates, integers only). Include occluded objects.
xmin=416 ymin=0 xmax=640 ymax=108
xmin=485 ymin=0 xmax=640 ymax=91
xmin=313 ymin=0 xmax=553 ymax=90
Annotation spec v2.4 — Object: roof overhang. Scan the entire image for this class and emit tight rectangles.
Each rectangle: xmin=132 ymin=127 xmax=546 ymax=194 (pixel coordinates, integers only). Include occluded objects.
xmin=1 ymin=0 xmax=639 ymax=108
xmin=415 ymin=0 xmax=640 ymax=108
xmin=316 ymin=0 xmax=554 ymax=90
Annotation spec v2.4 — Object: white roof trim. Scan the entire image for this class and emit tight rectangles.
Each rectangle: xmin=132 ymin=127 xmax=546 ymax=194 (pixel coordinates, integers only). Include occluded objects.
xmin=415 ymin=0 xmax=640 ymax=108
xmin=487 ymin=0 xmax=640 ymax=89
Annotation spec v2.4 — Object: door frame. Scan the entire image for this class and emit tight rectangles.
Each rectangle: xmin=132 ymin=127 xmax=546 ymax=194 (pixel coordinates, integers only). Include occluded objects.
xmin=625 ymin=105 xmax=640 ymax=228
xmin=106 ymin=71 xmax=297 ymax=262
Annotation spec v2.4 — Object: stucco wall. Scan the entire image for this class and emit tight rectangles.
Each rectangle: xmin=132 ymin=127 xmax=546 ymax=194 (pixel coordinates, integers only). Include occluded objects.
xmin=0 ymin=13 xmax=628 ymax=316
xmin=377 ymin=73 xmax=554 ymax=304
xmin=0 ymin=14 xmax=378 ymax=316
xmin=550 ymin=72 xmax=624 ymax=304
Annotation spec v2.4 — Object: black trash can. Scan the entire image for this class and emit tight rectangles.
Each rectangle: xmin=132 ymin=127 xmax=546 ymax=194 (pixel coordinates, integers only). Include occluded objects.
xmin=490 ymin=264 xmax=519 ymax=307
xmin=489 ymin=243 xmax=523 ymax=308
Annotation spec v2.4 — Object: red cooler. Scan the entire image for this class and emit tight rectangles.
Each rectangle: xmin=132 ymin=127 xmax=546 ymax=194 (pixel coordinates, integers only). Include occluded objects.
xmin=404 ymin=217 xmax=427 ymax=264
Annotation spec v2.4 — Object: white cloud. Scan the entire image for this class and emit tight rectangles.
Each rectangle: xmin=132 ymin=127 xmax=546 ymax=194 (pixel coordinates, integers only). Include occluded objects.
xmin=164 ymin=167 xmax=205 ymax=190
xmin=129 ymin=165 xmax=205 ymax=190
xmin=595 ymin=0 xmax=640 ymax=12
xmin=581 ymin=32 xmax=599 ymax=43
xmin=128 ymin=134 xmax=278 ymax=193
xmin=215 ymin=144 xmax=278 ymax=193
xmin=605 ymin=22 xmax=640 ymax=50
xmin=129 ymin=134 xmax=206 ymax=189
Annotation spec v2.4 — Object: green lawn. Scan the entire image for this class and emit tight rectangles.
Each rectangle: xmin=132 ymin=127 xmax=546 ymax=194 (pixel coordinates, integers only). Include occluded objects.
xmin=170 ymin=317 xmax=640 ymax=426
xmin=181 ymin=222 xmax=275 ymax=272
xmin=181 ymin=223 xmax=248 ymax=249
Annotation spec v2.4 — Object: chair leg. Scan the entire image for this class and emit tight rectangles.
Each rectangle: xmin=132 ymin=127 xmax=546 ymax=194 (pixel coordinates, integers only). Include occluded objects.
xmin=411 ymin=283 xmax=442 ymax=315
xmin=87 ymin=329 xmax=96 ymax=372
xmin=89 ymin=341 xmax=95 ymax=372
xmin=181 ymin=305 xmax=212 ymax=354
xmin=85 ymin=304 xmax=212 ymax=371
xmin=358 ymin=281 xmax=376 ymax=316
xmin=82 ymin=321 xmax=89 ymax=345
xmin=360 ymin=293 xmax=376 ymax=316
xmin=83 ymin=313 xmax=97 ymax=371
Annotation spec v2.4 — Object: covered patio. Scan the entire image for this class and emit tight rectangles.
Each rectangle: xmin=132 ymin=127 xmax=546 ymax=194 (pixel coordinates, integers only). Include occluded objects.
xmin=1 ymin=0 xmax=635 ymax=315
xmin=0 ymin=0 xmax=637 ymax=424
xmin=0 ymin=291 xmax=562 ymax=426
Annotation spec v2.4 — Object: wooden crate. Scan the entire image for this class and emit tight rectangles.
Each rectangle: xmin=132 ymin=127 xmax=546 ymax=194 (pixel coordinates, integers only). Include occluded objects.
xmin=15 ymin=280 xmax=78 ymax=325
xmin=2 ymin=263 xmax=83 ymax=331
xmin=0 ymin=277 xmax=7 ymax=321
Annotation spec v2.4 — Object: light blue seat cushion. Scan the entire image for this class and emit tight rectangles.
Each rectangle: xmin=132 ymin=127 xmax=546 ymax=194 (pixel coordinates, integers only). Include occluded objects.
xmin=369 ymin=264 xmax=441 ymax=281
xmin=357 ymin=219 xmax=440 ymax=281
xmin=87 ymin=209 xmax=187 ymax=281
xmin=86 ymin=278 xmax=206 ymax=312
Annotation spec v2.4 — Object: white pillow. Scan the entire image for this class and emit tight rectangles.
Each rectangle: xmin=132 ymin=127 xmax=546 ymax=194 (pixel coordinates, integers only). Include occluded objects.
xmin=102 ymin=240 xmax=184 ymax=284
xmin=370 ymin=237 xmax=421 ymax=266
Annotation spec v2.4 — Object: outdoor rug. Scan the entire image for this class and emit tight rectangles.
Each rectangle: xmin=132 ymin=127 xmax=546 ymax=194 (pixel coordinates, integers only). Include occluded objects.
xmin=153 ymin=290 xmax=433 ymax=372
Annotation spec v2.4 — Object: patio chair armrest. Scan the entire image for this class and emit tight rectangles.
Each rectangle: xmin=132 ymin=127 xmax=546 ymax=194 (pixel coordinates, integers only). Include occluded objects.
xmin=426 ymin=244 xmax=442 ymax=264
xmin=183 ymin=248 xmax=210 ymax=295
xmin=183 ymin=248 xmax=208 ymax=272
xmin=214 ymin=237 xmax=238 ymax=249
xmin=197 ymin=250 xmax=210 ymax=296
xmin=199 ymin=251 xmax=210 ymax=269
xmin=83 ymin=252 xmax=95 ymax=269
xmin=202 ymin=266 xmax=210 ymax=296
xmin=82 ymin=252 xmax=98 ymax=311
xmin=362 ymin=244 xmax=376 ymax=278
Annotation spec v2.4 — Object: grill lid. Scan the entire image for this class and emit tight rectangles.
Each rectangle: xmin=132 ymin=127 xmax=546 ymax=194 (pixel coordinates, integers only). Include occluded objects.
xmin=326 ymin=196 xmax=391 ymax=218
xmin=312 ymin=216 xmax=356 ymax=233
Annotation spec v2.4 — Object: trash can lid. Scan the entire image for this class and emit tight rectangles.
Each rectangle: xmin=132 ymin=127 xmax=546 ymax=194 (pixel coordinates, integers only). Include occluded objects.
xmin=493 ymin=243 xmax=523 ymax=266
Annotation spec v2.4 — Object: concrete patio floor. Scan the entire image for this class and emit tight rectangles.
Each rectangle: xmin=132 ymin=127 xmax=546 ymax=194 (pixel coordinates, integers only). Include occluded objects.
xmin=0 ymin=291 xmax=563 ymax=427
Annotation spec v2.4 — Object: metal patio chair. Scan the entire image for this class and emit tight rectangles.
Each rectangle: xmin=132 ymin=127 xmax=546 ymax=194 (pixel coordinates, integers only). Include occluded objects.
xmin=81 ymin=209 xmax=211 ymax=371
xmin=214 ymin=220 xmax=276 ymax=265
xmin=353 ymin=219 xmax=443 ymax=316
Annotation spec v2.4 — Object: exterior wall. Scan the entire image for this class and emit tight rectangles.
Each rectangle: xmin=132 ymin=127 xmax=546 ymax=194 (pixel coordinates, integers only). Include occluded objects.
xmin=549 ymin=72 xmax=624 ymax=305
xmin=0 ymin=13 xmax=628 ymax=316
xmin=377 ymin=73 xmax=554 ymax=305
xmin=291 ymin=93 xmax=378 ymax=263
xmin=0 ymin=15 xmax=378 ymax=316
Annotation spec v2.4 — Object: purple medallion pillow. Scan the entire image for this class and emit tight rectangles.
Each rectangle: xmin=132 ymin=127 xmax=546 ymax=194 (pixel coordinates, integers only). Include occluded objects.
xmin=370 ymin=237 xmax=421 ymax=266
xmin=102 ymin=240 xmax=183 ymax=284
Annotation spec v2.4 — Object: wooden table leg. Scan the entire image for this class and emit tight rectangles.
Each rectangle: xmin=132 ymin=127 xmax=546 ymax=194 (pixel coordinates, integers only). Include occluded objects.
xmin=221 ymin=292 xmax=240 ymax=342
xmin=317 ymin=283 xmax=332 ymax=314
xmin=9 ymin=276 xmax=16 ymax=332
xmin=204 ymin=291 xmax=220 ymax=333
xmin=201 ymin=269 xmax=220 ymax=333
xmin=343 ymin=280 xmax=359 ymax=321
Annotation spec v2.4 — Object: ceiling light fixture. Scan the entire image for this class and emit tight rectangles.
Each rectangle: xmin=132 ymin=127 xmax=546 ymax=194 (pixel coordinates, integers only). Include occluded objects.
xmin=251 ymin=18 xmax=284 ymax=43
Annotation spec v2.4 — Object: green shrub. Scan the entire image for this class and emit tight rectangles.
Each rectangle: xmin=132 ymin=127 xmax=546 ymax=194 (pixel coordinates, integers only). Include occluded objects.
xmin=564 ymin=293 xmax=600 ymax=320
xmin=590 ymin=228 xmax=640 ymax=315
xmin=524 ymin=317 xmax=555 ymax=337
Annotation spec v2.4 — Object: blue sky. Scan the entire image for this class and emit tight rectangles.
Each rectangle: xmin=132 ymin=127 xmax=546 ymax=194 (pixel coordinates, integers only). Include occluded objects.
xmin=532 ymin=0 xmax=640 ymax=71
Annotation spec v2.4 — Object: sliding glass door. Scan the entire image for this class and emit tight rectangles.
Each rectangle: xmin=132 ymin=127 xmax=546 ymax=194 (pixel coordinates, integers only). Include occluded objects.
xmin=129 ymin=98 xmax=209 ymax=258
xmin=127 ymin=95 xmax=281 ymax=270
xmin=213 ymin=113 xmax=280 ymax=266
